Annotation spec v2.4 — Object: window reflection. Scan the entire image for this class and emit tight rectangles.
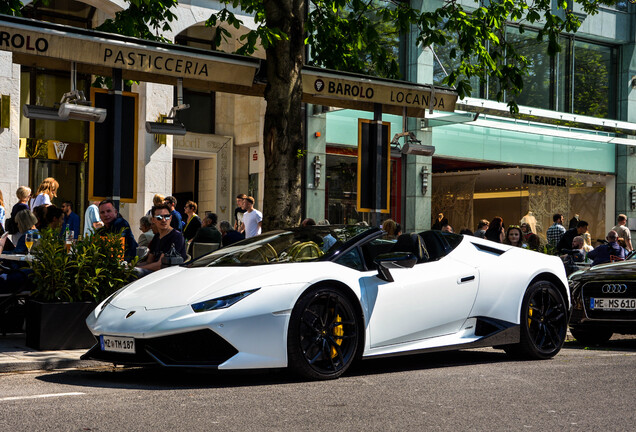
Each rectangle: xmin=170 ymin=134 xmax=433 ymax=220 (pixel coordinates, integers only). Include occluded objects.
xmin=573 ymin=41 xmax=613 ymax=118
xmin=431 ymin=25 xmax=618 ymax=119
xmin=507 ymin=27 xmax=553 ymax=110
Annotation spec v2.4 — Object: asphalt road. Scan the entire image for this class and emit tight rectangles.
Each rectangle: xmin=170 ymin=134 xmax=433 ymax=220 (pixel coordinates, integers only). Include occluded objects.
xmin=1 ymin=338 xmax=635 ymax=432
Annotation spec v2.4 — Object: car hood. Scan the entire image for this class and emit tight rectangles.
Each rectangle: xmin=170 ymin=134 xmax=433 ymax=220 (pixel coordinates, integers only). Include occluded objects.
xmin=570 ymin=260 xmax=636 ymax=283
xmin=109 ymin=263 xmax=321 ymax=310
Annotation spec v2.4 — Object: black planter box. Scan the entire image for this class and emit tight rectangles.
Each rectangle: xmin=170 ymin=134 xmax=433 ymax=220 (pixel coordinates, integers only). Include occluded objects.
xmin=25 ymin=300 xmax=97 ymax=350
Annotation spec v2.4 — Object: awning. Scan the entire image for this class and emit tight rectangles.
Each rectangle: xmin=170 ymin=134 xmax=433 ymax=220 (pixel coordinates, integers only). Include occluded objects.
xmin=0 ymin=14 xmax=262 ymax=96
xmin=303 ymin=66 xmax=457 ymax=116
xmin=457 ymin=97 xmax=636 ymax=137
xmin=0 ymin=14 xmax=459 ymax=115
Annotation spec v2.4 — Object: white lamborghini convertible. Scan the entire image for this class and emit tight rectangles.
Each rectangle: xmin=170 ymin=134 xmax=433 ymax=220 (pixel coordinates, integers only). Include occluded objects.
xmin=83 ymin=226 xmax=570 ymax=380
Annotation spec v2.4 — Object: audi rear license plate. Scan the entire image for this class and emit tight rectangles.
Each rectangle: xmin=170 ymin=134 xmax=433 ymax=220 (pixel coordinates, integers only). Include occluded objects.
xmin=590 ymin=298 xmax=636 ymax=311
xmin=100 ymin=335 xmax=135 ymax=354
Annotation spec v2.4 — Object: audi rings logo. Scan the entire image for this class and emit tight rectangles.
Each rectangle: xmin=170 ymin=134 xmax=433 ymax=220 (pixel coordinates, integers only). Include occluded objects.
xmin=601 ymin=284 xmax=627 ymax=294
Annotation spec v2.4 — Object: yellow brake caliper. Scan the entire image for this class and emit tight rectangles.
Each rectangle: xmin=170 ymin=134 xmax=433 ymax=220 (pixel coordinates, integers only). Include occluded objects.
xmin=528 ymin=300 xmax=534 ymax=327
xmin=331 ymin=313 xmax=343 ymax=358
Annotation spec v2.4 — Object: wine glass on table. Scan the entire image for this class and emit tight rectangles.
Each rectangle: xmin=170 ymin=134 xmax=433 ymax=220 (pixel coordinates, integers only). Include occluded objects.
xmin=25 ymin=232 xmax=34 ymax=258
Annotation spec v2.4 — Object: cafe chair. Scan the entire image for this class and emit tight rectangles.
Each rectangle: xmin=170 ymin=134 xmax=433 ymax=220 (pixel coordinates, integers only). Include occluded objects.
xmin=0 ymin=262 xmax=32 ymax=336
xmin=136 ymin=246 xmax=149 ymax=261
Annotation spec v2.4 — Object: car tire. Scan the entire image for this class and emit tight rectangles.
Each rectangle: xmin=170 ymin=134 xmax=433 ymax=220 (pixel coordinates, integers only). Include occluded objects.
xmin=505 ymin=280 xmax=568 ymax=359
xmin=570 ymin=327 xmax=613 ymax=345
xmin=287 ymin=286 xmax=360 ymax=380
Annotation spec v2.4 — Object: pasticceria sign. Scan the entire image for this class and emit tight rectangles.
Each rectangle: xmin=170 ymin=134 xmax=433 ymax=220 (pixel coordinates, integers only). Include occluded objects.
xmin=0 ymin=18 xmax=258 ymax=87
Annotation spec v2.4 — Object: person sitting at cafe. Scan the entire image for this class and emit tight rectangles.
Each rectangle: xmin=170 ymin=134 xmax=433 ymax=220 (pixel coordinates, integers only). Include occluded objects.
xmin=44 ymin=205 xmax=64 ymax=230
xmin=560 ymin=236 xmax=586 ymax=263
xmin=219 ymin=220 xmax=244 ymax=247
xmin=0 ymin=210 xmax=38 ymax=293
xmin=135 ymin=204 xmax=186 ymax=277
xmin=0 ymin=209 xmax=38 ymax=255
xmin=61 ymin=201 xmax=80 ymax=239
xmin=189 ymin=212 xmax=222 ymax=254
xmin=587 ymin=230 xmax=626 ymax=266
xmin=137 ymin=215 xmax=156 ymax=247
xmin=96 ymin=199 xmax=138 ymax=261
xmin=557 ymin=220 xmax=589 ymax=254
xmin=32 ymin=204 xmax=48 ymax=230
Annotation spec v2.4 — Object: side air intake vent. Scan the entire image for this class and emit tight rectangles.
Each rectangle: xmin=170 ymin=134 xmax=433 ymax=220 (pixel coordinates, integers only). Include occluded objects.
xmin=472 ymin=243 xmax=505 ymax=255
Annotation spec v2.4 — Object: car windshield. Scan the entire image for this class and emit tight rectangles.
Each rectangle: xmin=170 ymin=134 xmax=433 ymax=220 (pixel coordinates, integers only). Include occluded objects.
xmin=187 ymin=225 xmax=372 ymax=267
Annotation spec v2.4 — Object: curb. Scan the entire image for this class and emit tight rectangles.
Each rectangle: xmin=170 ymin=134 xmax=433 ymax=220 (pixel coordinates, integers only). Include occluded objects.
xmin=0 ymin=334 xmax=105 ymax=373
xmin=0 ymin=358 xmax=106 ymax=373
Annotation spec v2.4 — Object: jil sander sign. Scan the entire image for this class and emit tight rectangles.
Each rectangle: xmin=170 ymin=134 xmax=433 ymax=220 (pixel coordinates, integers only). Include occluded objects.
xmin=523 ymin=174 xmax=567 ymax=187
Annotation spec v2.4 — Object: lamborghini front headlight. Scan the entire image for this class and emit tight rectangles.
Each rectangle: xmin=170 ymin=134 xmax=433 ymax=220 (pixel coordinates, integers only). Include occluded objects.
xmin=191 ymin=288 xmax=260 ymax=313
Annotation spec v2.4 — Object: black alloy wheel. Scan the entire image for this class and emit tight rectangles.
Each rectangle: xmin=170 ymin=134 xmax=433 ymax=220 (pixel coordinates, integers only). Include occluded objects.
xmin=570 ymin=327 xmax=613 ymax=346
xmin=506 ymin=281 xmax=568 ymax=359
xmin=287 ymin=287 xmax=360 ymax=380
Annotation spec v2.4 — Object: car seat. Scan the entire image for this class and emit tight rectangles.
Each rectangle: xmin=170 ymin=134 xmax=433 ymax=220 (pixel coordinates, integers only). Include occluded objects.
xmin=419 ymin=231 xmax=447 ymax=261
xmin=390 ymin=233 xmax=429 ymax=263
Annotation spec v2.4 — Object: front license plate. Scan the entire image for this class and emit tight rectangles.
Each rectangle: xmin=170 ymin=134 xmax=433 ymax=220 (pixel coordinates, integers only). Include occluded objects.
xmin=590 ymin=298 xmax=636 ymax=311
xmin=100 ymin=335 xmax=135 ymax=354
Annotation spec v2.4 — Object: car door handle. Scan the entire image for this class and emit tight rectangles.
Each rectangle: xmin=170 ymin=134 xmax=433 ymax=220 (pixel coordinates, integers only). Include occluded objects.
xmin=458 ymin=275 xmax=475 ymax=284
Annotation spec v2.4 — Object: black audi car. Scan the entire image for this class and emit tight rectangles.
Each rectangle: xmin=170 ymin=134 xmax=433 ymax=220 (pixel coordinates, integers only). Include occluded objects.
xmin=569 ymin=260 xmax=636 ymax=344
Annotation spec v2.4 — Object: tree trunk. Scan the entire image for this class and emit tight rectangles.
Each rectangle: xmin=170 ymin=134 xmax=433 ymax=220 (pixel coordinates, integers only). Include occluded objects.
xmin=261 ymin=0 xmax=305 ymax=231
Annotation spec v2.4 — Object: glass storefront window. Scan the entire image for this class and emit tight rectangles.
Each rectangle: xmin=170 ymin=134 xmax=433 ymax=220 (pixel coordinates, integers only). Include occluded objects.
xmin=608 ymin=2 xmax=628 ymax=12
xmin=19 ymin=68 xmax=90 ymax=228
xmin=431 ymin=25 xmax=618 ymax=119
xmin=572 ymin=40 xmax=614 ymax=118
xmin=20 ymin=69 xmax=88 ymax=143
xmin=431 ymin=34 xmax=480 ymax=97
xmin=326 ymin=153 xmax=361 ymax=225
xmin=507 ymin=27 xmax=553 ymax=110
xmin=325 ymin=151 xmax=401 ymax=226
xmin=178 ymin=89 xmax=215 ymax=135
xmin=433 ymin=167 xmax=611 ymax=246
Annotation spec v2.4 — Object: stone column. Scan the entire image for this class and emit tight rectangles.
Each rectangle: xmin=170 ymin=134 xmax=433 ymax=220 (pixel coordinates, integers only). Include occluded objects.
xmin=121 ymin=81 xmax=174 ymax=238
xmin=0 ymin=51 xmax=21 ymax=211
xmin=305 ymin=104 xmax=327 ymax=222
xmin=401 ymin=9 xmax=435 ymax=233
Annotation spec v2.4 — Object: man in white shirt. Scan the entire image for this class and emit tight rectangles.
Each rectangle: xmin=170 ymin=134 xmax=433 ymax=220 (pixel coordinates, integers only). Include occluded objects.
xmin=612 ymin=214 xmax=632 ymax=251
xmin=83 ymin=200 xmax=103 ymax=237
xmin=242 ymin=196 xmax=262 ymax=238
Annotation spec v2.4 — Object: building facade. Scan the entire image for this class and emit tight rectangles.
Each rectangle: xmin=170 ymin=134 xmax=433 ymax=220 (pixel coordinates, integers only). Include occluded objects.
xmin=307 ymin=1 xmax=636 ymax=246
xmin=0 ymin=0 xmax=266 ymax=238
xmin=1 ymin=1 xmax=635 ymax=248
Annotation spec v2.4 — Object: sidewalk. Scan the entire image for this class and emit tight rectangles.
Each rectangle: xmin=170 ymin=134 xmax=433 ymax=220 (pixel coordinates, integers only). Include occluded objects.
xmin=0 ymin=333 xmax=104 ymax=373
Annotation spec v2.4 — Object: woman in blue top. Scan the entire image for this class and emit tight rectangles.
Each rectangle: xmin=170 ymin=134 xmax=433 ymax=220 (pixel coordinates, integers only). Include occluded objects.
xmin=0 ymin=190 xmax=5 ymax=230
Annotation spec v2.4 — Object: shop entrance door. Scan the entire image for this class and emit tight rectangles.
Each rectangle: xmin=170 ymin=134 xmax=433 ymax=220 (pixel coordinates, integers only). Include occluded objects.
xmin=172 ymin=158 xmax=199 ymax=221
xmin=31 ymin=159 xmax=85 ymax=217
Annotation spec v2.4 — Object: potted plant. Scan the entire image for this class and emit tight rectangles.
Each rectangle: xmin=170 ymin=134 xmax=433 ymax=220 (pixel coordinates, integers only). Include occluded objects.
xmin=26 ymin=228 xmax=138 ymax=350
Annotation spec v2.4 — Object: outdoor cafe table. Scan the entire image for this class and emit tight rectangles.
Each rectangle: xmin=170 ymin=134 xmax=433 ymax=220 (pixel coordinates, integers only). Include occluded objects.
xmin=0 ymin=254 xmax=34 ymax=263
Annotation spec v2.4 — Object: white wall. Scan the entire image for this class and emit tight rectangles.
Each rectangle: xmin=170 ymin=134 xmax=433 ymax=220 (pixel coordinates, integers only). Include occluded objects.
xmin=0 ymin=51 xmax=21 ymax=216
